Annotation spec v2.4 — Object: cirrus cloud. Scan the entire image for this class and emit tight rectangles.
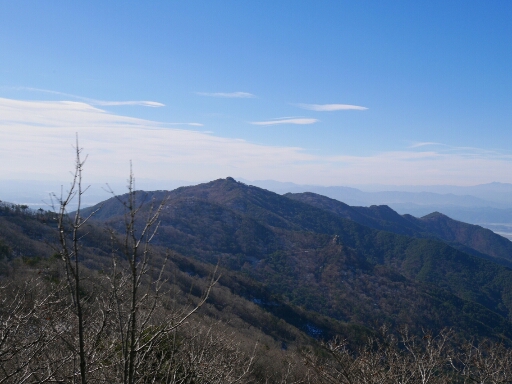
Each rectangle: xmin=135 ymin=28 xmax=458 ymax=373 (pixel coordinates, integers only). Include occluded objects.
xmin=409 ymin=141 xmax=445 ymax=148
xmin=0 ymin=97 xmax=312 ymax=183
xmin=90 ymin=100 xmax=165 ymax=107
xmin=250 ymin=118 xmax=318 ymax=126
xmin=296 ymin=103 xmax=368 ymax=111
xmin=196 ymin=91 xmax=255 ymax=98
xmin=10 ymin=87 xmax=165 ymax=107
xmin=0 ymin=97 xmax=512 ymax=187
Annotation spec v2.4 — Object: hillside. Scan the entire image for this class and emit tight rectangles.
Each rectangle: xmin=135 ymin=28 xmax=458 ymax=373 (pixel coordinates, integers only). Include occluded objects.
xmin=5 ymin=179 xmax=512 ymax=381
xmin=77 ymin=178 xmax=512 ymax=341
xmin=286 ymin=192 xmax=512 ymax=266
xmin=0 ymin=201 xmax=366 ymax=349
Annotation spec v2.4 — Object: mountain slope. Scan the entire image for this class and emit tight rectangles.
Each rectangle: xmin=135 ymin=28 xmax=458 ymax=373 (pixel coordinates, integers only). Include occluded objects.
xmin=0 ymin=203 xmax=368 ymax=349
xmin=411 ymin=211 xmax=512 ymax=262
xmin=286 ymin=192 xmax=512 ymax=266
xmin=77 ymin=178 xmax=512 ymax=341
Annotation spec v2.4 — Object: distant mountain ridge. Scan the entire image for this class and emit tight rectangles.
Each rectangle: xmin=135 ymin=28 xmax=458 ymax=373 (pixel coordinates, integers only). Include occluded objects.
xmin=240 ymin=179 xmax=512 ymax=236
xmin=3 ymin=179 xmax=512 ymax=232
xmin=241 ymin=179 xmax=512 ymax=207
xmin=285 ymin=192 xmax=512 ymax=267
xmin=4 ymin=178 xmax=512 ymax=345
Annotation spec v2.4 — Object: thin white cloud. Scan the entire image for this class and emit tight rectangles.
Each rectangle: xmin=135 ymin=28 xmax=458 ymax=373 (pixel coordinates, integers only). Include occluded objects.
xmin=445 ymin=146 xmax=503 ymax=156
xmin=409 ymin=142 xmax=445 ymax=148
xmin=0 ymin=97 xmax=312 ymax=183
xmin=409 ymin=142 xmax=502 ymax=156
xmin=196 ymin=92 xmax=255 ymax=98
xmin=166 ymin=122 xmax=204 ymax=127
xmin=0 ymin=97 xmax=511 ymax=186
xmin=321 ymin=147 xmax=512 ymax=185
xmin=251 ymin=118 xmax=318 ymax=126
xmin=296 ymin=103 xmax=368 ymax=111
xmin=92 ymin=100 xmax=164 ymax=107
xmin=11 ymin=87 xmax=165 ymax=107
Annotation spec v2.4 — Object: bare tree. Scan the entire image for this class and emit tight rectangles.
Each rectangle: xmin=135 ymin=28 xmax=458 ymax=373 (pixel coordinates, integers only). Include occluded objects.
xmin=105 ymin=167 xmax=218 ymax=384
xmin=131 ymin=319 xmax=258 ymax=384
xmin=304 ymin=327 xmax=453 ymax=384
xmin=52 ymin=139 xmax=102 ymax=383
xmin=450 ymin=339 xmax=512 ymax=383
xmin=0 ymin=278 xmax=72 ymax=383
xmin=50 ymin=140 xmax=220 ymax=383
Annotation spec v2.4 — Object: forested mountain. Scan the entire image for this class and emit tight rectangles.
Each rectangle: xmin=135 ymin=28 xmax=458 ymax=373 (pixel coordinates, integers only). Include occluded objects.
xmin=286 ymin=192 xmax=512 ymax=266
xmin=77 ymin=177 xmax=512 ymax=341
xmin=3 ymin=179 xmax=512 ymax=381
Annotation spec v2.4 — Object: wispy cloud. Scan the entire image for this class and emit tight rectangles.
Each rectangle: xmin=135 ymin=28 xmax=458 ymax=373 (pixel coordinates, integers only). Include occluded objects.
xmin=409 ymin=142 xmax=445 ymax=148
xmin=196 ymin=91 xmax=255 ymax=98
xmin=11 ymin=87 xmax=165 ymax=107
xmin=166 ymin=122 xmax=204 ymax=127
xmin=0 ymin=97 xmax=312 ymax=183
xmin=409 ymin=142 xmax=502 ymax=157
xmin=251 ymin=118 xmax=318 ymax=126
xmin=91 ymin=100 xmax=164 ymax=107
xmin=0 ymin=97 xmax=511 ymax=186
xmin=296 ymin=103 xmax=368 ymax=111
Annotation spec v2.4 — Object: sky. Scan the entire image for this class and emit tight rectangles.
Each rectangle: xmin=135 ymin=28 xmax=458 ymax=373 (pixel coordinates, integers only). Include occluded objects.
xmin=1 ymin=1 xmax=512 ymax=187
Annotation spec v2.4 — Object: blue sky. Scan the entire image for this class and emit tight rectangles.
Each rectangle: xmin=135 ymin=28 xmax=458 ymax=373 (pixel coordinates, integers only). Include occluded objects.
xmin=1 ymin=1 xmax=511 ymax=186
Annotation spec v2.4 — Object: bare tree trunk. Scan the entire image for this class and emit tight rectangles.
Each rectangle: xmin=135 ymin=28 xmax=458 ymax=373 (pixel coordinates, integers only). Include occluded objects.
xmin=53 ymin=137 xmax=100 ymax=384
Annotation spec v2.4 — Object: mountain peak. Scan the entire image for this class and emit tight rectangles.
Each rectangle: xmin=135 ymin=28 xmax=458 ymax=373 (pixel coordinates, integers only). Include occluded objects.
xmin=421 ymin=211 xmax=448 ymax=220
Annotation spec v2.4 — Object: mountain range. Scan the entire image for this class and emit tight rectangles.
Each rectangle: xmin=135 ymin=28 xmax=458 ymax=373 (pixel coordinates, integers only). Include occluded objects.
xmin=79 ymin=178 xmax=512 ymax=340
xmin=3 ymin=177 xmax=512 ymax=347
xmin=241 ymin=179 xmax=512 ymax=240
xmin=3 ymin=179 xmax=512 ymax=242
